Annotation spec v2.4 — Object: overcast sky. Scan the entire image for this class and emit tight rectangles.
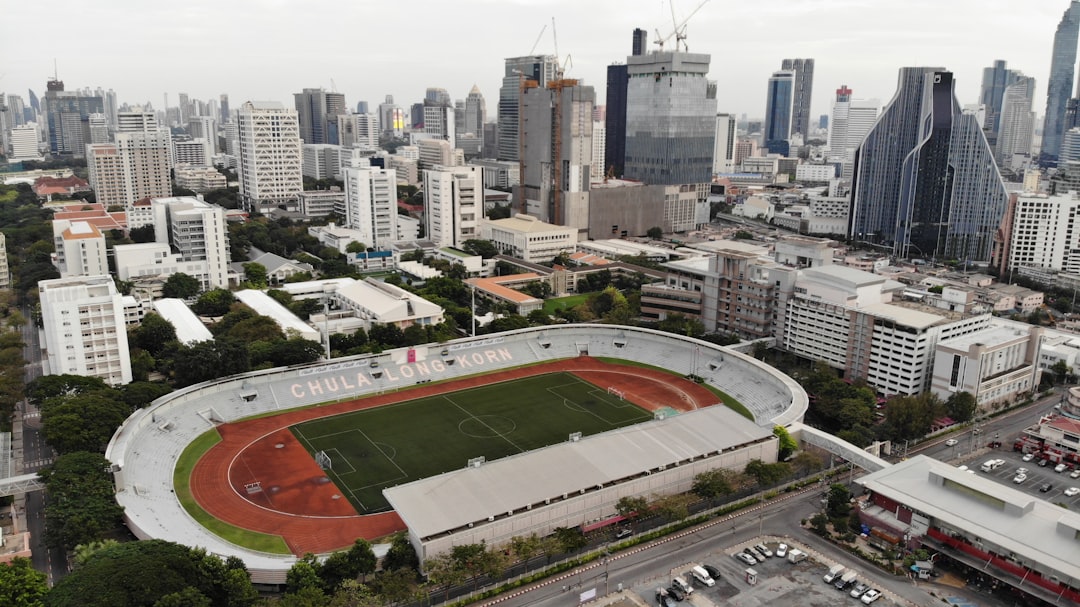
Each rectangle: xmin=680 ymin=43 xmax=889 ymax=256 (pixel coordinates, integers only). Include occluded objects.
xmin=1 ymin=0 xmax=1071 ymax=122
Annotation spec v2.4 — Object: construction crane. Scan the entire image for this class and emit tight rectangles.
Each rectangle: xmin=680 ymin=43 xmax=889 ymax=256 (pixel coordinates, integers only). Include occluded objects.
xmin=329 ymin=78 xmax=338 ymax=93
xmin=654 ymin=0 xmax=709 ymax=52
xmin=528 ymin=24 xmax=547 ymax=55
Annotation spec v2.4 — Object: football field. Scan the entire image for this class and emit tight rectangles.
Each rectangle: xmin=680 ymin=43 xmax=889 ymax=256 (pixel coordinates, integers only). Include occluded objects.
xmin=290 ymin=372 xmax=652 ymax=513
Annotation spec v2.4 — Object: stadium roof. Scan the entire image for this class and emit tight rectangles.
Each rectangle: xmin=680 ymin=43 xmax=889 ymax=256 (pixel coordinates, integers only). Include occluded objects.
xmin=384 ymin=405 xmax=772 ymax=540
xmin=857 ymin=456 xmax=1080 ymax=580
xmin=234 ymin=289 xmax=320 ymax=341
xmin=152 ymin=298 xmax=212 ymax=345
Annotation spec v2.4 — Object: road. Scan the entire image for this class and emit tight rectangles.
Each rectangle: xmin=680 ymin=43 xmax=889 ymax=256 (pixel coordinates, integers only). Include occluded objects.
xmin=17 ymin=310 xmax=67 ymax=585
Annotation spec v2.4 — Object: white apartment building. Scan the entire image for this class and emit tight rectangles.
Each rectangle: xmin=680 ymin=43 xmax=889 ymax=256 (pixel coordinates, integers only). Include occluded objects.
xmin=591 ymin=121 xmax=607 ymax=181
xmin=39 ymin=275 xmax=132 ymax=386
xmin=116 ymin=111 xmax=159 ymax=133
xmin=86 ymin=131 xmax=172 ymax=209
xmin=795 ymin=164 xmax=837 ymax=182
xmin=827 ymin=94 xmax=878 ymax=179
xmin=113 ymin=242 xmax=221 ymax=291
xmin=150 ymin=196 xmax=231 ymax=288
xmin=1004 ymin=191 xmax=1080 ymax=274
xmin=712 ymin=113 xmax=736 ymax=174
xmin=298 ymin=190 xmax=345 ymax=218
xmin=783 ymin=265 xmax=991 ymax=396
xmin=479 ymin=214 xmax=578 ymax=263
xmin=337 ymin=113 xmax=379 ymax=149
xmin=390 ymin=156 xmax=419 ymax=186
xmin=173 ymin=137 xmax=214 ymax=167
xmin=52 ymin=220 xmax=109 ymax=278
xmin=931 ymin=323 xmax=1042 ymax=410
xmin=418 ymin=139 xmax=463 ymax=170
xmin=342 ymin=167 xmax=398 ymax=249
xmin=425 ymin=165 xmax=482 ymax=248
xmin=303 ymin=143 xmax=343 ymax=180
xmin=174 ymin=166 xmax=227 ymax=192
xmin=237 ymin=101 xmax=303 ymax=213
xmin=468 ymin=159 xmax=520 ymax=188
xmin=9 ymin=124 xmax=40 ymax=160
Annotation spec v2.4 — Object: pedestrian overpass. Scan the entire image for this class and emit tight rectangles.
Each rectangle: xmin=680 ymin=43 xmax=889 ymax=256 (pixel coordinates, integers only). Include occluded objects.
xmin=0 ymin=473 xmax=44 ymax=498
xmin=788 ymin=421 xmax=891 ymax=473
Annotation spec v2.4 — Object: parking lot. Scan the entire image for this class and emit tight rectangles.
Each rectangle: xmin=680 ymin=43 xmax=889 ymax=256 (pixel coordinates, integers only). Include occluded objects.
xmin=956 ymin=449 xmax=1080 ymax=508
xmin=631 ymin=539 xmax=901 ymax=607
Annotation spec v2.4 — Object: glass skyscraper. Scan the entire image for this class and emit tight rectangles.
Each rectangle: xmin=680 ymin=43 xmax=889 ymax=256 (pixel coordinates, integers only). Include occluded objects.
xmin=1041 ymin=1 xmax=1080 ymax=165
xmin=764 ymin=70 xmax=795 ymax=156
xmin=497 ymin=55 xmax=558 ymax=162
xmin=623 ymin=51 xmax=717 ymax=185
xmin=849 ymin=68 xmax=1008 ymax=263
xmin=781 ymin=58 xmax=814 ymax=142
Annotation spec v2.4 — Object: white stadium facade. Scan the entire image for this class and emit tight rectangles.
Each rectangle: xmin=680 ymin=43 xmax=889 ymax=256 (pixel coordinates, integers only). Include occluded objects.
xmin=105 ymin=325 xmax=808 ymax=583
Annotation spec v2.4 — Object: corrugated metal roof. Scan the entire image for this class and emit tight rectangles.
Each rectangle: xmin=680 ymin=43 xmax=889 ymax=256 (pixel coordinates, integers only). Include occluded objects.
xmin=152 ymin=298 xmax=213 ymax=345
xmin=384 ymin=406 xmax=771 ymax=539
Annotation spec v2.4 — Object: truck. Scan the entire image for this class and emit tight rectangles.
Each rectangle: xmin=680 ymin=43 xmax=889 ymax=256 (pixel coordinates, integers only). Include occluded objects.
xmin=980 ymin=459 xmax=1004 ymax=472
xmin=823 ymin=564 xmax=845 ymax=584
xmin=834 ymin=569 xmax=858 ymax=590
xmin=787 ymin=549 xmax=807 ymax=564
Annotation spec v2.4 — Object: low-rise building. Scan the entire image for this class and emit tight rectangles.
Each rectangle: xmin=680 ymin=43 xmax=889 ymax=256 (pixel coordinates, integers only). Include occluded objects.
xmin=323 ymin=278 xmax=444 ymax=332
xmin=150 ymin=298 xmax=213 ymax=345
xmin=930 ymin=323 xmax=1042 ymax=410
xmin=233 ymin=289 xmax=321 ymax=342
xmin=174 ymin=166 xmax=227 ymax=193
xmin=297 ymin=190 xmax=345 ymax=218
xmin=465 ymin=274 xmax=545 ymax=315
xmin=479 ymin=214 xmax=577 ymax=264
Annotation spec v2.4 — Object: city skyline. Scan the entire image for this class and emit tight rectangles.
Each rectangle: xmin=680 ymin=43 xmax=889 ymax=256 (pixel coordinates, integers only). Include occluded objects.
xmin=2 ymin=0 xmax=1070 ymax=123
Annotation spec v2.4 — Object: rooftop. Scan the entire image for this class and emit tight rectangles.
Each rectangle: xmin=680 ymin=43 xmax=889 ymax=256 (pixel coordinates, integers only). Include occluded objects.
xmin=151 ymin=299 xmax=213 ymax=345
xmin=937 ymin=324 xmax=1036 ymax=351
xmin=485 ymin=214 xmax=573 ymax=234
xmin=466 ymin=274 xmax=544 ymax=305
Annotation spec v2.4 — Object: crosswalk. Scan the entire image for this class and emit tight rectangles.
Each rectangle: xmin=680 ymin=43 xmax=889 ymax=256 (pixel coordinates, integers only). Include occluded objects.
xmin=22 ymin=458 xmax=53 ymax=471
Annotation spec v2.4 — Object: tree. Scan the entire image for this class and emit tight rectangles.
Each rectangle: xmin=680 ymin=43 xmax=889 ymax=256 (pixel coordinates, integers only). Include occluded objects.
xmin=614 ymin=495 xmax=648 ymax=527
xmin=734 ymin=230 xmax=754 ymax=240
xmin=382 ymin=532 xmax=419 ymax=573
xmin=162 ymin=273 xmax=201 ymax=299
xmin=826 ymin=483 xmax=852 ymax=518
xmin=650 ymin=493 xmax=694 ymax=521
xmin=790 ymin=451 xmax=823 ymax=476
xmin=658 ymin=313 xmax=705 ymax=338
xmin=286 ymin=555 xmax=324 ymax=596
xmin=152 ymin=587 xmax=212 ymax=607
xmin=345 ymin=241 xmax=368 ymax=254
xmin=41 ymin=392 xmax=132 ymax=454
xmin=0 ymin=557 xmax=48 ymax=607
xmin=133 ymin=313 xmax=178 ymax=356
xmin=944 ymin=391 xmax=977 ymax=423
xmin=646 ymin=227 xmax=663 ymax=239
xmin=128 ymin=224 xmax=157 ymax=243
xmin=773 ymin=425 xmax=798 ymax=460
xmin=551 ymin=527 xmax=588 ymax=553
xmin=880 ymin=393 xmax=942 ymax=441
xmin=242 ymin=262 xmax=268 ymax=288
xmin=72 ymin=539 xmax=120 ymax=568
xmin=509 ymin=534 xmax=541 ymax=566
xmin=744 ymin=459 xmax=790 ymax=487
xmin=27 ymin=374 xmax=107 ymax=407
xmin=461 ymin=239 xmax=498 ymax=259
xmin=692 ymin=469 xmax=734 ymax=503
xmin=39 ymin=452 xmax=125 ymax=551
xmin=192 ymin=289 xmax=236 ymax=317
xmin=172 ymin=339 xmax=251 ymax=387
xmin=120 ymin=382 xmax=174 ymax=409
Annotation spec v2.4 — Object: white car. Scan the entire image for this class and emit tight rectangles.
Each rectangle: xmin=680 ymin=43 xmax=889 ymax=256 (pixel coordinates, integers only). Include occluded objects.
xmin=945 ymin=438 xmax=958 ymax=446
xmin=1065 ymin=487 xmax=1080 ymax=497
xmin=861 ymin=589 xmax=882 ymax=604
xmin=1023 ymin=453 xmax=1035 ymax=462
xmin=1056 ymin=463 xmax=1069 ymax=473
xmin=1015 ymin=467 xmax=1028 ymax=475
xmin=1013 ymin=474 xmax=1028 ymax=484
xmin=753 ymin=543 xmax=773 ymax=558
xmin=735 ymin=552 xmax=757 ymax=566
xmin=775 ymin=543 xmax=788 ymax=558
xmin=1071 ymin=469 xmax=1080 ymax=479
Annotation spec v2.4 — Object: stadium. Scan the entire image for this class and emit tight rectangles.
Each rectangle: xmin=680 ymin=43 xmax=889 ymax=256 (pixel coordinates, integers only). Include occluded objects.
xmin=105 ymin=325 xmax=808 ymax=583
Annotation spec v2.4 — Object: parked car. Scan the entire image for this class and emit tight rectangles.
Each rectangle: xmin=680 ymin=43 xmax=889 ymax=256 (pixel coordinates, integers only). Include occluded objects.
xmin=861 ymin=589 xmax=882 ymax=604
xmin=702 ymin=564 xmax=722 ymax=580
xmin=656 ymin=588 xmax=676 ymax=607
xmin=1013 ymin=473 xmax=1028 ymax=484
xmin=1056 ymin=463 xmax=1069 ymax=473
xmin=671 ymin=576 xmax=693 ymax=595
xmin=1065 ymin=487 xmax=1080 ymax=497
xmin=775 ymin=543 xmax=788 ymax=558
xmin=849 ymin=583 xmax=870 ymax=599
xmin=753 ymin=543 xmax=773 ymax=558
xmin=1022 ymin=452 xmax=1035 ymax=462
xmin=615 ymin=528 xmax=633 ymax=539
xmin=1016 ymin=467 xmax=1028 ymax=475
xmin=1040 ymin=482 xmax=1054 ymax=493
xmin=666 ymin=585 xmax=685 ymax=601
xmin=735 ymin=552 xmax=757 ymax=566
xmin=744 ymin=548 xmax=765 ymax=563
xmin=1070 ymin=469 xmax=1080 ymax=479
xmin=945 ymin=438 xmax=958 ymax=446
xmin=1039 ymin=458 xmax=1050 ymax=467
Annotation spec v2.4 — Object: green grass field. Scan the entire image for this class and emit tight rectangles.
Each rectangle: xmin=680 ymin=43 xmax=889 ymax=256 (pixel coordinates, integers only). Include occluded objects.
xmin=290 ymin=372 xmax=652 ymax=514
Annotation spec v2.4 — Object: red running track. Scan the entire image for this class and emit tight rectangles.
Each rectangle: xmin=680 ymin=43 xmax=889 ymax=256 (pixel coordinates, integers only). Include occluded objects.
xmin=188 ymin=357 xmax=717 ymax=555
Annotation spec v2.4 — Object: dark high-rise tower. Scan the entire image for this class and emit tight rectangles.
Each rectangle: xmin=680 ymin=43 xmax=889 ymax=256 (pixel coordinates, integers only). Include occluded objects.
xmin=1041 ymin=1 xmax=1080 ymax=165
xmin=604 ymin=64 xmax=629 ymax=177
xmin=979 ymin=60 xmax=1022 ymax=143
xmin=763 ymin=70 xmax=795 ymax=156
xmin=632 ymin=28 xmax=648 ymax=56
xmin=497 ymin=55 xmax=558 ymax=161
xmin=294 ymin=88 xmax=346 ymax=145
xmin=781 ymin=58 xmax=814 ymax=142
xmin=849 ymin=68 xmax=1008 ymax=263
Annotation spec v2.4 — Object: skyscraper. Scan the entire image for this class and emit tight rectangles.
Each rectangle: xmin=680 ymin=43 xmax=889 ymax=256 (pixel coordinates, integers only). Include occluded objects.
xmin=378 ymin=95 xmax=405 ymax=139
xmin=632 ymin=28 xmax=648 ymax=56
xmin=464 ymin=85 xmax=486 ymax=136
xmin=996 ymin=76 xmax=1036 ymax=165
xmin=86 ymin=131 xmax=172 ymax=208
xmin=219 ymin=94 xmax=230 ymax=124
xmin=294 ymin=88 xmax=347 ymax=145
xmin=849 ymin=68 xmax=1008 ymax=262
xmin=517 ymin=79 xmax=594 ymax=229
xmin=44 ymin=79 xmax=104 ymax=156
xmin=623 ymin=51 xmax=717 ymax=185
xmin=979 ymin=60 xmax=1023 ymax=143
xmin=237 ymin=101 xmax=303 ymax=213
xmin=604 ymin=63 xmax=629 ymax=177
xmin=781 ymin=58 xmax=815 ymax=142
xmin=763 ymin=70 xmax=795 ymax=155
xmin=827 ymin=85 xmax=879 ymax=179
xmin=497 ymin=55 xmax=558 ymax=161
xmin=713 ymin=113 xmax=736 ymax=173
xmin=1041 ymin=1 xmax=1080 ymax=165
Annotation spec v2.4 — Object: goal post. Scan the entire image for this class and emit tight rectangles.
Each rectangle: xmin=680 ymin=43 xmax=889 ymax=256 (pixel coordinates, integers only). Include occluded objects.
xmin=606 ymin=386 xmax=625 ymax=400
xmin=315 ymin=450 xmax=332 ymax=471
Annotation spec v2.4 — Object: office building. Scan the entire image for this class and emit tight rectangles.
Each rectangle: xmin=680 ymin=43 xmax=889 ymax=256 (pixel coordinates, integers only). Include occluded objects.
xmin=780 ymin=58 xmax=814 ymax=143
xmin=996 ymin=76 xmax=1036 ymax=164
xmin=996 ymin=191 xmax=1080 ymax=275
xmin=479 ymin=215 xmax=578 ymax=264
xmin=713 ymin=113 xmax=736 ymax=173
xmin=88 ymin=113 xmax=109 ymax=144
xmin=150 ymin=197 xmax=231 ymax=289
xmin=980 ymin=60 xmax=1023 ymax=144
xmin=417 ymin=139 xmax=462 ymax=170
xmin=52 ymin=220 xmax=108 ymax=278
xmin=219 ymin=94 xmax=230 ymax=124
xmin=302 ymin=144 xmax=343 ymax=180
xmin=117 ymin=110 xmax=158 ymax=133
xmin=173 ymin=137 xmax=213 ymax=167
xmin=763 ymin=70 xmax=795 ymax=156
xmin=468 ymin=159 xmax=520 ymax=188
xmin=624 ymin=51 xmax=717 ymax=185
xmin=464 ymin=85 xmax=485 ymax=136
xmin=237 ymin=101 xmax=303 ymax=213
xmin=337 ymin=113 xmax=379 ymax=149
xmin=827 ymin=86 xmax=879 ymax=179
xmin=422 ymin=104 xmax=455 ymax=146
xmin=849 ymin=68 xmax=1008 ymax=262
xmin=174 ymin=166 xmax=227 ymax=193
xmin=518 ymin=80 xmax=594 ymax=229
xmin=931 ymin=323 xmax=1041 ymax=411
xmin=378 ymin=95 xmax=405 ymax=139
xmin=591 ymin=121 xmax=607 ymax=181
xmin=87 ymin=131 xmax=172 ymax=209
xmin=39 ymin=275 xmax=132 ymax=385
xmin=342 ymin=167 xmax=398 ymax=249
xmin=294 ymin=88 xmax=346 ymax=145
xmin=44 ymin=81 xmax=104 ymax=156
xmin=604 ymin=63 xmax=629 ymax=177
xmin=1061 ymin=128 xmax=1080 ymax=164
xmin=497 ymin=55 xmax=559 ymax=161
xmin=1041 ymin=2 xmax=1080 ymax=164
xmin=425 ymin=165 xmax=482 ymax=248
xmin=9 ymin=124 xmax=40 ymax=160
xmin=188 ymin=116 xmax=217 ymax=153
